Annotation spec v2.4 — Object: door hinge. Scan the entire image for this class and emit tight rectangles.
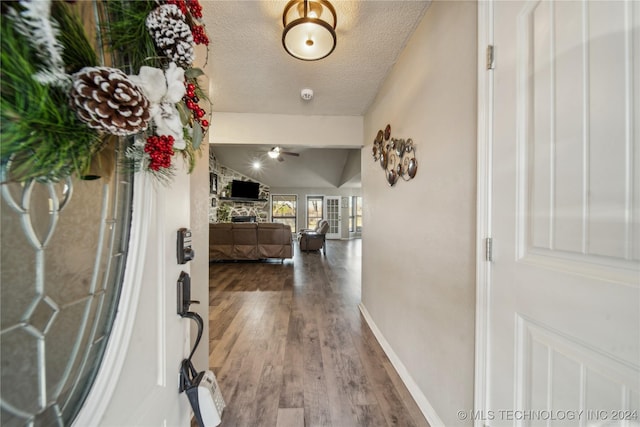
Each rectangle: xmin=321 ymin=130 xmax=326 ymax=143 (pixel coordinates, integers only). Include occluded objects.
xmin=485 ymin=237 xmax=493 ymax=262
xmin=486 ymin=45 xmax=495 ymax=70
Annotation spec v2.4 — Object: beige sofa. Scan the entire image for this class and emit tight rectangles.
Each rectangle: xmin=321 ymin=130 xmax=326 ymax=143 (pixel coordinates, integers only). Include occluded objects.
xmin=209 ymin=223 xmax=293 ymax=261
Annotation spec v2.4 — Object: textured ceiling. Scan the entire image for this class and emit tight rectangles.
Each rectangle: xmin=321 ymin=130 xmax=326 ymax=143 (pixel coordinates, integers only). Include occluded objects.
xmin=212 ymin=144 xmax=362 ymax=188
xmin=202 ymin=1 xmax=430 ymax=116
xmin=202 ymin=1 xmax=430 ymax=188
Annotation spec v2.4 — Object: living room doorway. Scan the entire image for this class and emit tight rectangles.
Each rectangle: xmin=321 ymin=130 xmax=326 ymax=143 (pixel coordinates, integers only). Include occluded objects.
xmin=325 ymin=196 xmax=341 ymax=239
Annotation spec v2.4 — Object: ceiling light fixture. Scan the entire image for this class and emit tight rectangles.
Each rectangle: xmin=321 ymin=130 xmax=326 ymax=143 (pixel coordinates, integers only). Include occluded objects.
xmin=268 ymin=146 xmax=300 ymax=161
xmin=282 ymin=0 xmax=337 ymax=61
xmin=268 ymin=147 xmax=281 ymax=159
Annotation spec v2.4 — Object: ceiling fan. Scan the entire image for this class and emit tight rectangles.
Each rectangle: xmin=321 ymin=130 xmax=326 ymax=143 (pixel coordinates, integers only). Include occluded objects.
xmin=267 ymin=146 xmax=300 ymax=162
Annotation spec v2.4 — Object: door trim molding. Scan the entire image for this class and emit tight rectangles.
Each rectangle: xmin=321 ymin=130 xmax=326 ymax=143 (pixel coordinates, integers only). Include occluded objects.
xmin=474 ymin=0 xmax=494 ymax=425
xmin=73 ymin=174 xmax=154 ymax=426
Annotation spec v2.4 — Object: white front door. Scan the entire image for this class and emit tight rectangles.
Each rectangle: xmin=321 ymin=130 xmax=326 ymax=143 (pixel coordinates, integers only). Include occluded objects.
xmin=325 ymin=196 xmax=341 ymax=239
xmin=75 ymin=159 xmax=195 ymax=426
xmin=480 ymin=1 xmax=640 ymax=424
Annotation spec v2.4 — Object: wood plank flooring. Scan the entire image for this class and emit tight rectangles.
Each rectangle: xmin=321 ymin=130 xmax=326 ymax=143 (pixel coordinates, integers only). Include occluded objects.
xmin=209 ymin=239 xmax=429 ymax=427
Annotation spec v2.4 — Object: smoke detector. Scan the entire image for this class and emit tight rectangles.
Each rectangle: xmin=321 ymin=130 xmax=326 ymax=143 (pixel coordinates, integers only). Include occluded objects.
xmin=301 ymin=88 xmax=313 ymax=101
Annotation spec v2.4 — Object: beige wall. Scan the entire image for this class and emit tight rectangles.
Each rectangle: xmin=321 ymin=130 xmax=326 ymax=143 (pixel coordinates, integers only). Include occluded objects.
xmin=361 ymin=2 xmax=477 ymax=426
xmin=211 ymin=112 xmax=363 ymax=147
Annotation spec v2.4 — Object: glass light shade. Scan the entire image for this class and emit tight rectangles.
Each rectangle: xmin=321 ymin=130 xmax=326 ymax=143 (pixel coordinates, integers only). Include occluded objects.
xmin=282 ymin=0 xmax=336 ymax=61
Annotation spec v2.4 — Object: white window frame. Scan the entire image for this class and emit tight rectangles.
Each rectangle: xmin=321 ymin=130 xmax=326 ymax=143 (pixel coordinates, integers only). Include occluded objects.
xmin=306 ymin=195 xmax=324 ymax=229
xmin=271 ymin=194 xmax=297 ymax=231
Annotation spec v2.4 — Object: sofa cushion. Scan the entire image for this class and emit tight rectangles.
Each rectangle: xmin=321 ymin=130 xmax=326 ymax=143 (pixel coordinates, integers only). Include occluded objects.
xmin=257 ymin=223 xmax=292 ymax=258
xmin=231 ymin=223 xmax=258 ymax=259
xmin=209 ymin=223 xmax=234 ymax=259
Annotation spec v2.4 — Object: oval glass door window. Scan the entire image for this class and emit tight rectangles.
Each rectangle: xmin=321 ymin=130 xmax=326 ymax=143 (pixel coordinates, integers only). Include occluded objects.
xmin=0 ymin=137 xmax=133 ymax=425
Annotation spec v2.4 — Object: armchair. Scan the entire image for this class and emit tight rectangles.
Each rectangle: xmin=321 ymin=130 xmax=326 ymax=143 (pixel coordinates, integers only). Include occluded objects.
xmin=298 ymin=219 xmax=330 ymax=255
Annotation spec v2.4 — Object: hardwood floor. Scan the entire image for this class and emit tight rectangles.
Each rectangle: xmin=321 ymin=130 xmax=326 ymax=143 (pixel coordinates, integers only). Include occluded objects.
xmin=209 ymin=239 xmax=429 ymax=427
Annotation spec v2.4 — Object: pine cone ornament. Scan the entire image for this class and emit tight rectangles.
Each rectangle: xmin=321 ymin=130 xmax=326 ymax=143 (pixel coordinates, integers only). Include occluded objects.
xmin=146 ymin=5 xmax=195 ymax=67
xmin=70 ymin=67 xmax=150 ymax=136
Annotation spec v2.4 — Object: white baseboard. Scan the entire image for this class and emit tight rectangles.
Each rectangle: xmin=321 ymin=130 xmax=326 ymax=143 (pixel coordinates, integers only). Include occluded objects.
xmin=358 ymin=303 xmax=445 ymax=427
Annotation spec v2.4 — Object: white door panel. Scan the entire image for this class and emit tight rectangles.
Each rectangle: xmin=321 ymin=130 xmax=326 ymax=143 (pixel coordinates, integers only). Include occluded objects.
xmin=99 ymin=159 xmax=192 ymax=426
xmin=483 ymin=1 xmax=640 ymax=424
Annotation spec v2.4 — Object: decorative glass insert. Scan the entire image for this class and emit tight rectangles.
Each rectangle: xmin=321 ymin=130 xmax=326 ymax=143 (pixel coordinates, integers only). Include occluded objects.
xmin=0 ymin=140 xmax=133 ymax=425
xmin=326 ymin=197 xmax=339 ymax=234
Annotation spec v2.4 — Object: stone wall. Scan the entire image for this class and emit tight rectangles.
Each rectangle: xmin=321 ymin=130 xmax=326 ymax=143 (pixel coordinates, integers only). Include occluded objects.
xmin=209 ymin=151 xmax=270 ymax=223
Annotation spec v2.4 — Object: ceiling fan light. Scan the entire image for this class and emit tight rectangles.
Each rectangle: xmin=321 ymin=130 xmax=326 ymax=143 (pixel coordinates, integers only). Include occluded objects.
xmin=268 ymin=148 xmax=280 ymax=159
xmin=282 ymin=0 xmax=336 ymax=61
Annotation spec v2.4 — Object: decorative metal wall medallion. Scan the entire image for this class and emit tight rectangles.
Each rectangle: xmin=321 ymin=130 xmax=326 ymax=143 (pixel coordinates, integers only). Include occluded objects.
xmin=372 ymin=124 xmax=418 ymax=186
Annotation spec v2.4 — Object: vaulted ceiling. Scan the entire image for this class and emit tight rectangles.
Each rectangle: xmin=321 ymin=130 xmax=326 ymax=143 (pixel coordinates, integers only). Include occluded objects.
xmin=202 ymin=1 xmax=431 ymax=187
xmin=212 ymin=144 xmax=361 ymax=188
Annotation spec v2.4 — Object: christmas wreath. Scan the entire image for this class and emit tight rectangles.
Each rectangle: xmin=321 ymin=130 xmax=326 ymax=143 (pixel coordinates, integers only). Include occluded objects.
xmin=1 ymin=0 xmax=211 ymax=184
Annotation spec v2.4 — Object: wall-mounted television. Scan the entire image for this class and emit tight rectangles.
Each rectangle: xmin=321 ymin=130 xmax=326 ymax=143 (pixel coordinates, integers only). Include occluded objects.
xmin=231 ymin=180 xmax=260 ymax=200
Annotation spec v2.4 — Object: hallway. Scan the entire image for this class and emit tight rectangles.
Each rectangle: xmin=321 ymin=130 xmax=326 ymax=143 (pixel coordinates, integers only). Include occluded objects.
xmin=208 ymin=239 xmax=429 ymax=427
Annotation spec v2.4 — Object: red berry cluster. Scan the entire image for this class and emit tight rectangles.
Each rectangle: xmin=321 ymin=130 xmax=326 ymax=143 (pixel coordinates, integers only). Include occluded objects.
xmin=164 ymin=0 xmax=209 ymax=45
xmin=165 ymin=0 xmax=205 ymax=22
xmin=191 ymin=25 xmax=209 ymax=46
xmin=144 ymin=135 xmax=175 ymax=171
xmin=165 ymin=0 xmax=188 ymax=16
xmin=187 ymin=0 xmax=203 ymax=19
xmin=183 ymin=82 xmax=209 ymax=128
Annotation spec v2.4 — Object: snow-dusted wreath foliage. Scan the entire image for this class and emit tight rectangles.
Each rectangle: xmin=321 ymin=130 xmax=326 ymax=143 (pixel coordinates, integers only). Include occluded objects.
xmin=5 ymin=0 xmax=70 ymax=88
